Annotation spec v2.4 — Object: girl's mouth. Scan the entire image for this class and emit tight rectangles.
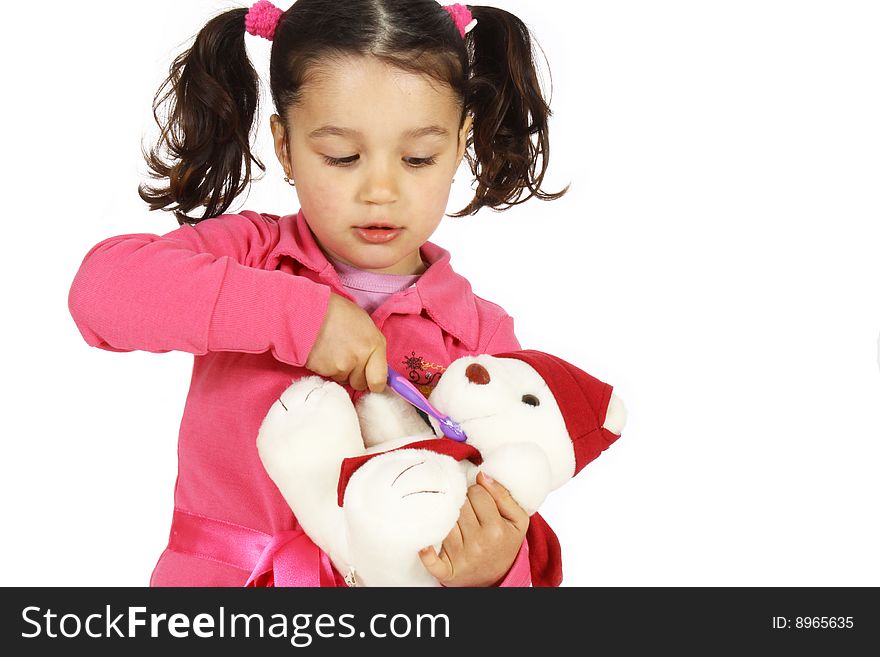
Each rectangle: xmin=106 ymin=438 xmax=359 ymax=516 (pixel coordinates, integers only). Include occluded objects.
xmin=353 ymin=225 xmax=402 ymax=244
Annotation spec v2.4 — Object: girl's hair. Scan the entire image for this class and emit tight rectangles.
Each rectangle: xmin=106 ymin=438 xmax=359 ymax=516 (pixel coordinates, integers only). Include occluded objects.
xmin=140 ymin=0 xmax=568 ymax=225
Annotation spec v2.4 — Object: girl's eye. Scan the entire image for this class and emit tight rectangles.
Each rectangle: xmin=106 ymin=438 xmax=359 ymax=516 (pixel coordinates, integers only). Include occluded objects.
xmin=405 ymin=156 xmax=437 ymax=167
xmin=321 ymin=155 xmax=437 ymax=168
xmin=323 ymin=155 xmax=359 ymax=167
xmin=521 ymin=394 xmax=540 ymax=407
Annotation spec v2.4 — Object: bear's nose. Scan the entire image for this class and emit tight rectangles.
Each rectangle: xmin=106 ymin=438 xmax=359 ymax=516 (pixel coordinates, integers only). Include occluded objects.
xmin=465 ymin=363 xmax=491 ymax=385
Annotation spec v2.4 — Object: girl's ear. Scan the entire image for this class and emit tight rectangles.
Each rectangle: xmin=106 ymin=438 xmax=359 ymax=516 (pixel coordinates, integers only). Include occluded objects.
xmin=270 ymin=113 xmax=292 ymax=177
xmin=455 ymin=113 xmax=474 ymax=164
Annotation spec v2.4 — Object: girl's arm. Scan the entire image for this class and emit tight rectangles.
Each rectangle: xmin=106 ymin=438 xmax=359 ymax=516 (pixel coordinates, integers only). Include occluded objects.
xmin=418 ymin=471 xmax=531 ymax=587
xmin=495 ymin=540 xmax=532 ymax=587
xmin=480 ymin=315 xmax=535 ymax=586
xmin=413 ymin=312 xmax=529 ymax=586
xmin=68 ymin=211 xmax=330 ymax=367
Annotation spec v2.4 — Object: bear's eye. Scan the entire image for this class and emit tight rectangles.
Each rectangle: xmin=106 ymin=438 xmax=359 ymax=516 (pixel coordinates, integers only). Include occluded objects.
xmin=521 ymin=394 xmax=540 ymax=407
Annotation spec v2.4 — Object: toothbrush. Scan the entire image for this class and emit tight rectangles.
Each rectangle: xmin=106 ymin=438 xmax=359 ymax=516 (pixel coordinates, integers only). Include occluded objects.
xmin=386 ymin=366 xmax=468 ymax=442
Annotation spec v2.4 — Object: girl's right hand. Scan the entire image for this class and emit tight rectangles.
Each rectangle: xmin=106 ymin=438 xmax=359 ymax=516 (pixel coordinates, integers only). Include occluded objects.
xmin=305 ymin=294 xmax=387 ymax=393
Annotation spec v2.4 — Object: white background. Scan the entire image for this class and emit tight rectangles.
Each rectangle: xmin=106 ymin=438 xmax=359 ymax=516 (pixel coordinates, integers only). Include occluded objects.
xmin=2 ymin=0 xmax=878 ymax=587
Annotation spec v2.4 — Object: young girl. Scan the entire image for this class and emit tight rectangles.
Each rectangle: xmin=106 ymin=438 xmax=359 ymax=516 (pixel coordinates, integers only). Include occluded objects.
xmin=69 ymin=0 xmax=568 ymax=587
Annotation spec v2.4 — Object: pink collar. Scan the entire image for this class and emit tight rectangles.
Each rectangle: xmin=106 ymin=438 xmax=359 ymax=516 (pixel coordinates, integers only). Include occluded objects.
xmin=266 ymin=210 xmax=481 ymax=350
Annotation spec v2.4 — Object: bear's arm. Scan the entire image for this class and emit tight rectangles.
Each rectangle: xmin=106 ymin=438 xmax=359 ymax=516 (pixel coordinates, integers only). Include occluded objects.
xmin=355 ymin=389 xmax=437 ymax=448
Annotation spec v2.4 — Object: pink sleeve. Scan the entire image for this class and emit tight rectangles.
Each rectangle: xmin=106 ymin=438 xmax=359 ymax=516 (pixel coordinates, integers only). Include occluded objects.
xmin=481 ymin=314 xmax=522 ymax=354
xmin=495 ymin=539 xmax=531 ymax=587
xmin=67 ymin=212 xmax=330 ymax=367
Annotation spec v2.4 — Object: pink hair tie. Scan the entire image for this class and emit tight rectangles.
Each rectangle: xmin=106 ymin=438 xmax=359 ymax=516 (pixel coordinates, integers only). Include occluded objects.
xmin=442 ymin=3 xmax=477 ymax=39
xmin=246 ymin=0 xmax=284 ymax=41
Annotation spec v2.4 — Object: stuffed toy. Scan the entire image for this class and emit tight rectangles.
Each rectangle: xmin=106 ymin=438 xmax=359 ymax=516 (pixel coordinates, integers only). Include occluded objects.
xmin=256 ymin=350 xmax=626 ymax=587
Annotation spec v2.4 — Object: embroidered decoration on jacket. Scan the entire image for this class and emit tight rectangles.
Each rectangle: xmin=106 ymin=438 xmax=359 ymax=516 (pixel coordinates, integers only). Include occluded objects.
xmin=401 ymin=351 xmax=446 ymax=397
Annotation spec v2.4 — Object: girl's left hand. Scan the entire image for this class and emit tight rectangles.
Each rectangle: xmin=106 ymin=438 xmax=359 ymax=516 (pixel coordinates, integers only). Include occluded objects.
xmin=418 ymin=472 xmax=530 ymax=586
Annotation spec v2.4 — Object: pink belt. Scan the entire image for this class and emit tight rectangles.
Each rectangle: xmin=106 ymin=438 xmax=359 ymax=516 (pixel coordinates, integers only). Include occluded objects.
xmin=167 ymin=508 xmax=339 ymax=587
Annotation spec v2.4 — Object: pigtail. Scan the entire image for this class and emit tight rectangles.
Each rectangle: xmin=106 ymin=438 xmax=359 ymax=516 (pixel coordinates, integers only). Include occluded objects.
xmin=139 ymin=9 xmax=265 ymax=225
xmin=452 ymin=5 xmax=568 ymax=217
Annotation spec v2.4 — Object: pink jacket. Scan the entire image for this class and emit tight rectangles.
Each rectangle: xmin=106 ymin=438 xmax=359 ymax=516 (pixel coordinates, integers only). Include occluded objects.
xmin=68 ymin=209 xmax=533 ymax=586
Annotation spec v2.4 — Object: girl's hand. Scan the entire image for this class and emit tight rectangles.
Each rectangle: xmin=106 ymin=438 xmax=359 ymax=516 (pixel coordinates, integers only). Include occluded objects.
xmin=418 ymin=472 xmax=530 ymax=586
xmin=305 ymin=293 xmax=387 ymax=392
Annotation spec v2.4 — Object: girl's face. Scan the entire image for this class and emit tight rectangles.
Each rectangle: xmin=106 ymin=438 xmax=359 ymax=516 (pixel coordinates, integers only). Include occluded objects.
xmin=271 ymin=55 xmax=472 ymax=275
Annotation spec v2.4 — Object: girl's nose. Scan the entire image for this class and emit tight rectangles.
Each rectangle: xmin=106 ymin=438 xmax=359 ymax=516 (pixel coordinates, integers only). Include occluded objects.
xmin=465 ymin=363 xmax=490 ymax=385
xmin=359 ymin=163 xmax=399 ymax=205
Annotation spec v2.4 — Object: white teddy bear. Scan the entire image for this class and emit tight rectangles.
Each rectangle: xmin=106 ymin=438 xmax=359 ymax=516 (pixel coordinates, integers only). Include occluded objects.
xmin=256 ymin=350 xmax=626 ymax=587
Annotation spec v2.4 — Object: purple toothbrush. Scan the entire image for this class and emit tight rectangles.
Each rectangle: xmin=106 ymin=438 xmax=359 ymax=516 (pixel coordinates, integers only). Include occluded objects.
xmin=386 ymin=366 xmax=468 ymax=442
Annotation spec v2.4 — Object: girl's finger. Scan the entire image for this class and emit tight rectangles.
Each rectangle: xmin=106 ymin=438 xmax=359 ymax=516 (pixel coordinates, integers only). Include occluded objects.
xmin=477 ymin=472 xmax=530 ymax=533
xmin=419 ymin=546 xmax=452 ymax=581
xmin=455 ymin=495 xmax=481 ymax=538
xmin=330 ymin=363 xmax=352 ymax=385
xmin=444 ymin=520 xmax=464 ymax=551
xmin=331 ymin=372 xmax=348 ymax=385
xmin=348 ymin=366 xmax=367 ymax=391
xmin=466 ymin=481 xmax=502 ymax=526
xmin=364 ymin=347 xmax=387 ymax=393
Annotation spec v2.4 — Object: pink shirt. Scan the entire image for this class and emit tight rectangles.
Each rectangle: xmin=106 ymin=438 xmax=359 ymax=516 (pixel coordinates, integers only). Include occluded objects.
xmin=68 ymin=209 xmax=532 ymax=587
xmin=327 ymin=254 xmax=421 ymax=314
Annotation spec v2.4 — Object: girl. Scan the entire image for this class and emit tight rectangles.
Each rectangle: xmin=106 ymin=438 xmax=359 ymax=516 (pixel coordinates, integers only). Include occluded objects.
xmin=69 ymin=0 xmax=567 ymax=587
